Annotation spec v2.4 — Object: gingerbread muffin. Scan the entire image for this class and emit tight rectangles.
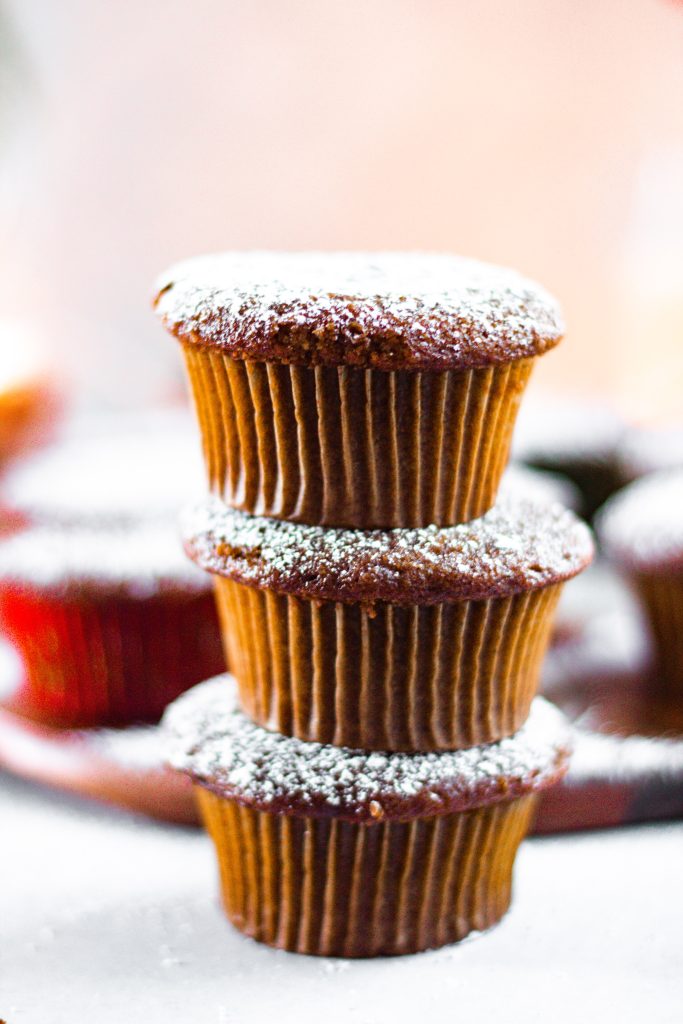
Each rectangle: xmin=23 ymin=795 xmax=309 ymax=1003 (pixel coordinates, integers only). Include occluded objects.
xmin=164 ymin=677 xmax=571 ymax=957
xmin=598 ymin=470 xmax=683 ymax=699
xmin=511 ymin=396 xmax=625 ymax=521
xmin=154 ymin=252 xmax=564 ymax=529
xmin=618 ymin=424 xmax=683 ymax=484
xmin=183 ymin=495 xmax=593 ymax=751
xmin=0 ymin=520 xmax=224 ymax=727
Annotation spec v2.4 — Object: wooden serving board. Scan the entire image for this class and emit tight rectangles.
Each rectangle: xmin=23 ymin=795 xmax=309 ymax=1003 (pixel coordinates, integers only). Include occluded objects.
xmin=534 ymin=676 xmax=683 ymax=833
xmin=0 ymin=644 xmax=198 ymax=824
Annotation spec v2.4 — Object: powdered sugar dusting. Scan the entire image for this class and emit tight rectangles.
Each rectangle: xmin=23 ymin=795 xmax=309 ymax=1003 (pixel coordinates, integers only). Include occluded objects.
xmin=163 ymin=678 xmax=571 ymax=822
xmin=183 ymin=495 xmax=593 ymax=604
xmin=154 ymin=251 xmax=563 ymax=371
xmin=598 ymin=470 xmax=683 ymax=572
xmin=0 ymin=521 xmax=211 ymax=598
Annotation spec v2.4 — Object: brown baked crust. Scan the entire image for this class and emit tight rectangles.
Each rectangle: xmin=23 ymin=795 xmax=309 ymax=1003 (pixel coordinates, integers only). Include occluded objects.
xmin=153 ymin=251 xmax=564 ymax=372
xmin=163 ymin=677 xmax=571 ymax=823
xmin=182 ymin=496 xmax=594 ymax=605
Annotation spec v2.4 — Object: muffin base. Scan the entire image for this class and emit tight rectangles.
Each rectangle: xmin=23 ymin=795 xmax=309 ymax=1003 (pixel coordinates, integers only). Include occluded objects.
xmin=215 ymin=578 xmax=561 ymax=750
xmin=183 ymin=349 xmax=532 ymax=528
xmin=197 ymin=788 xmax=536 ymax=957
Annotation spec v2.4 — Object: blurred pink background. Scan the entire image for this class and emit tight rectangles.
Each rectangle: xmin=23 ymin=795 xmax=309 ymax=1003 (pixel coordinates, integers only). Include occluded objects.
xmin=1 ymin=0 xmax=682 ymax=418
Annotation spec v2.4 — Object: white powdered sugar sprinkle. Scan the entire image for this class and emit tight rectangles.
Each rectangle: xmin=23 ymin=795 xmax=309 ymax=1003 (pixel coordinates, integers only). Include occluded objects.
xmin=183 ymin=494 xmax=594 ymax=603
xmin=154 ymin=251 xmax=563 ymax=370
xmin=1 ymin=408 xmax=205 ymax=527
xmin=163 ymin=677 xmax=572 ymax=822
xmin=0 ymin=520 xmax=211 ymax=598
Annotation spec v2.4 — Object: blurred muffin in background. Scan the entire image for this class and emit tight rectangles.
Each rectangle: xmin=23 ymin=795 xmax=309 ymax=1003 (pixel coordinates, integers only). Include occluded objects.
xmin=500 ymin=462 xmax=581 ymax=511
xmin=618 ymin=424 xmax=683 ymax=484
xmin=599 ymin=470 xmax=683 ymax=701
xmin=0 ymin=408 xmax=224 ymax=727
xmin=511 ymin=394 xmax=626 ymax=521
xmin=0 ymin=322 xmax=61 ymax=475
xmin=0 ymin=407 xmax=204 ymax=528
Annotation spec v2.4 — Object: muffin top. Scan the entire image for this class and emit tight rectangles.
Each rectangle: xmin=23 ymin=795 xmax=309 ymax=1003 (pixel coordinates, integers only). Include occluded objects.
xmin=153 ymin=251 xmax=563 ymax=372
xmin=164 ymin=677 xmax=571 ymax=822
xmin=598 ymin=470 xmax=683 ymax=574
xmin=0 ymin=520 xmax=211 ymax=599
xmin=0 ymin=409 xmax=204 ymax=528
xmin=183 ymin=495 xmax=593 ymax=605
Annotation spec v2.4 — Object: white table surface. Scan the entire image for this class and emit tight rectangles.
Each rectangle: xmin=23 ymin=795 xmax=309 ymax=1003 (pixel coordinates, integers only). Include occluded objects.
xmin=2 ymin=772 xmax=681 ymax=1024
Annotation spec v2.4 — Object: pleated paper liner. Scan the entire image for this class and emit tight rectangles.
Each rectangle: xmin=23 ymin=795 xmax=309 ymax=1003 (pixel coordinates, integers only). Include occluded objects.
xmin=197 ymin=788 xmax=535 ymax=957
xmin=632 ymin=574 xmax=683 ymax=699
xmin=0 ymin=589 xmax=224 ymax=728
xmin=182 ymin=346 xmax=533 ymax=528
xmin=215 ymin=577 xmax=562 ymax=750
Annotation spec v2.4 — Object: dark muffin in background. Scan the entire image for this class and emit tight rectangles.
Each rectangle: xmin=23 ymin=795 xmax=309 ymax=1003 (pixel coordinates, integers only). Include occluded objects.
xmin=599 ymin=470 xmax=683 ymax=700
xmin=618 ymin=424 xmax=683 ymax=484
xmin=164 ymin=677 xmax=571 ymax=957
xmin=511 ymin=395 xmax=625 ymax=521
xmin=183 ymin=495 xmax=593 ymax=751
xmin=501 ymin=462 xmax=581 ymax=511
xmin=154 ymin=251 xmax=564 ymax=529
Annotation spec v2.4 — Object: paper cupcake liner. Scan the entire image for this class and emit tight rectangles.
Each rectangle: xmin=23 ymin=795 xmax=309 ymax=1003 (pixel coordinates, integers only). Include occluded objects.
xmin=0 ymin=590 xmax=224 ymax=727
xmin=634 ymin=574 xmax=683 ymax=697
xmin=197 ymin=787 xmax=536 ymax=957
xmin=182 ymin=346 xmax=533 ymax=528
xmin=215 ymin=578 xmax=561 ymax=750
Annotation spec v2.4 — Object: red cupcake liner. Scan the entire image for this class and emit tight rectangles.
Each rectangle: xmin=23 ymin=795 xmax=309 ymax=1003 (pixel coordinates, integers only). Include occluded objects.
xmin=0 ymin=588 xmax=224 ymax=727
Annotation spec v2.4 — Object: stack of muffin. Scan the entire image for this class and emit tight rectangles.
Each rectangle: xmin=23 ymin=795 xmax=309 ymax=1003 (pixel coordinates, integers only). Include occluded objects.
xmin=157 ymin=253 xmax=593 ymax=957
